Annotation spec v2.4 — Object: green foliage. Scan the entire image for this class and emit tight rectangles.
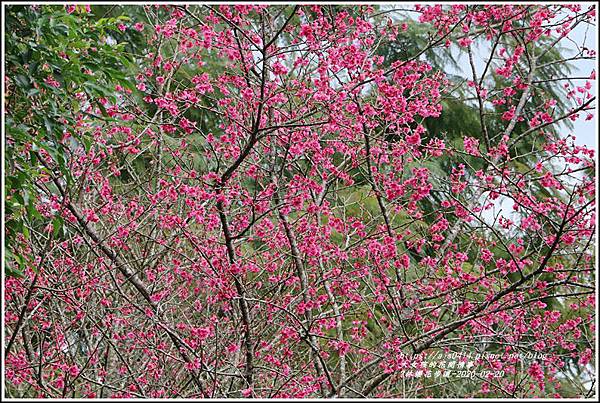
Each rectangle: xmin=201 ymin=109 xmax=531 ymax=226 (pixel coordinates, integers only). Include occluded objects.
xmin=4 ymin=5 xmax=134 ymax=277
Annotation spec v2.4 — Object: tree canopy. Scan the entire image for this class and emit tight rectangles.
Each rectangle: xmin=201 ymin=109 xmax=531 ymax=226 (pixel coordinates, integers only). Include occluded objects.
xmin=3 ymin=4 xmax=597 ymax=399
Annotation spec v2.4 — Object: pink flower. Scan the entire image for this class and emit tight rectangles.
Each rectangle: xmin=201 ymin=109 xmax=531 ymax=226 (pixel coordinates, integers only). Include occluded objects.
xmin=406 ymin=133 xmax=421 ymax=146
xmin=457 ymin=300 xmax=473 ymax=315
xmin=44 ymin=76 xmax=61 ymax=88
xmin=458 ymin=37 xmax=473 ymax=47
xmin=272 ymin=61 xmax=288 ymax=76
xmin=463 ymin=136 xmax=480 ymax=156
xmin=502 ymin=106 xmax=516 ymax=121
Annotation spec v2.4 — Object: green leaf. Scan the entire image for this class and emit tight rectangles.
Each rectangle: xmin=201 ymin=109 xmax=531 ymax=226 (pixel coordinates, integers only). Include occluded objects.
xmin=5 ymin=263 xmax=25 ymax=279
xmin=52 ymin=216 xmax=64 ymax=237
xmin=43 ymin=116 xmax=54 ymax=135
xmin=14 ymin=74 xmax=30 ymax=89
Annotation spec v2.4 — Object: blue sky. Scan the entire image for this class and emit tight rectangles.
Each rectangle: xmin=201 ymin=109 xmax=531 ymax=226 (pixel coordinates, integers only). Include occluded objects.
xmin=568 ymin=17 xmax=596 ymax=150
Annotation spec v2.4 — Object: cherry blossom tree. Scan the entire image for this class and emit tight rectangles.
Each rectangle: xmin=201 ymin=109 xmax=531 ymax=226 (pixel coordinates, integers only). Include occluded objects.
xmin=4 ymin=4 xmax=596 ymax=398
